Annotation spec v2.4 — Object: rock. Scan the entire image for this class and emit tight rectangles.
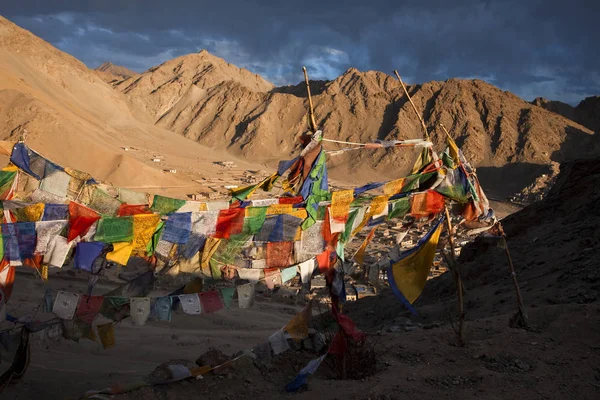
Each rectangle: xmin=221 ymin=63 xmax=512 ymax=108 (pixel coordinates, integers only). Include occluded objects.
xmin=196 ymin=348 xmax=230 ymax=370
xmin=147 ymin=359 xmax=196 ymax=382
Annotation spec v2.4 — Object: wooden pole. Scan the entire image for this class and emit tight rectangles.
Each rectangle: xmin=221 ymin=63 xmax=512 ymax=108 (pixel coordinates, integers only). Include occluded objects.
xmin=393 ymin=70 xmax=429 ymax=140
xmin=444 ymin=206 xmax=465 ymax=346
xmin=439 ymin=123 xmax=452 ymax=140
xmin=497 ymin=223 xmax=531 ymax=328
xmin=302 ymin=66 xmax=317 ymax=133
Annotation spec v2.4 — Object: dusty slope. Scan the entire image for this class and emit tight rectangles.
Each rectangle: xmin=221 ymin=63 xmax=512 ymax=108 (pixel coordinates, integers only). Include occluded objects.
xmin=113 ymin=58 xmax=599 ymax=195
xmin=0 ymin=16 xmax=256 ymax=196
xmin=533 ymin=95 xmax=600 ymax=133
xmin=94 ymin=61 xmax=140 ymax=83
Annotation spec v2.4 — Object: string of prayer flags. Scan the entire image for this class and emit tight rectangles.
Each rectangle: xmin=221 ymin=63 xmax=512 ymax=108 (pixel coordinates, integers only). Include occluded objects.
xmin=129 ymin=297 xmax=151 ymax=325
xmin=388 ymin=198 xmax=410 ymax=220
xmin=199 ymin=291 xmax=223 ymax=313
xmin=53 ymin=291 xmax=80 ymax=320
xmin=178 ymin=294 xmax=202 ymax=315
xmin=237 ymin=283 xmax=255 ymax=308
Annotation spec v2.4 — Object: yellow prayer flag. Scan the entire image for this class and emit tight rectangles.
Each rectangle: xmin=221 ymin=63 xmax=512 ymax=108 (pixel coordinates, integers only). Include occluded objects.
xmin=352 ymin=195 xmax=389 ymax=236
xmin=201 ymin=237 xmax=221 ymax=276
xmin=132 ymin=214 xmax=161 ymax=252
xmin=284 ymin=302 xmax=312 ymax=342
xmin=107 ymin=242 xmax=134 ymax=265
xmin=267 ymin=204 xmax=294 ymax=215
xmin=353 ymin=227 xmax=377 ymax=266
xmin=40 ymin=264 xmax=48 ymax=282
xmin=383 ymin=179 xmax=404 ymax=197
xmin=1 ymin=165 xmax=18 ymax=172
xmin=23 ymin=203 xmax=45 ymax=222
xmin=331 ymin=190 xmax=354 ymax=221
xmin=388 ymin=217 xmax=444 ymax=304
xmin=97 ymin=323 xmax=116 ymax=349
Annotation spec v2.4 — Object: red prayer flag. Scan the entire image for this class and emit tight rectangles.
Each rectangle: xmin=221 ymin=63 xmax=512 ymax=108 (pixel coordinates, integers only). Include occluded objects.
xmin=266 ymin=241 xmax=293 ymax=268
xmin=278 ymin=196 xmax=303 ymax=205
xmin=214 ymin=207 xmax=245 ymax=239
xmin=118 ymin=204 xmax=151 ymax=216
xmin=410 ymin=190 xmax=445 ymax=217
xmin=199 ymin=291 xmax=223 ymax=313
xmin=68 ymin=202 xmax=100 ymax=242
xmin=76 ymin=295 xmax=104 ymax=325
xmin=316 ymin=249 xmax=335 ymax=273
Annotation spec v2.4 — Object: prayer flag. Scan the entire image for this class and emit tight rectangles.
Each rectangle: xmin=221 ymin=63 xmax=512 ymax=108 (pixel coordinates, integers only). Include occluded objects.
xmin=387 ymin=216 xmax=444 ymax=314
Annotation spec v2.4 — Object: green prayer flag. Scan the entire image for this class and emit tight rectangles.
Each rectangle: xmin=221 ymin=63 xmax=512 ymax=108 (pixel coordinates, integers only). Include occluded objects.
xmin=151 ymin=195 xmax=186 ymax=215
xmin=94 ymin=216 xmax=134 ymax=243
xmin=242 ymin=207 xmax=267 ymax=234
xmin=147 ymin=221 xmax=165 ymax=256
xmin=387 ymin=198 xmax=411 ymax=220
xmin=220 ymin=287 xmax=235 ymax=308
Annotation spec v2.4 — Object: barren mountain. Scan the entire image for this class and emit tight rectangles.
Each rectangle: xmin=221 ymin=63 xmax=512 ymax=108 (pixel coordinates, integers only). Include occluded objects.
xmin=533 ymin=96 xmax=600 ymax=133
xmin=1 ymin=14 xmax=598 ymax=199
xmin=94 ymin=61 xmax=139 ymax=83
xmin=110 ymin=57 xmax=599 ymax=196
xmin=0 ymin=16 xmax=253 ymax=196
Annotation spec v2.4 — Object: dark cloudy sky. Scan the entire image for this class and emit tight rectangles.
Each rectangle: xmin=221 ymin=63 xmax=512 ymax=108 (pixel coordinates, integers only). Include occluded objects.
xmin=3 ymin=1 xmax=598 ymax=104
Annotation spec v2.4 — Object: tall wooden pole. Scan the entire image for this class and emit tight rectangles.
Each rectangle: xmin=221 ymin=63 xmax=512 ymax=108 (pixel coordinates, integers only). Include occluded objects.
xmin=303 ymin=66 xmax=317 ymax=133
xmin=393 ymin=70 xmax=429 ymax=140
xmin=497 ymin=223 xmax=531 ymax=328
xmin=444 ymin=206 xmax=465 ymax=346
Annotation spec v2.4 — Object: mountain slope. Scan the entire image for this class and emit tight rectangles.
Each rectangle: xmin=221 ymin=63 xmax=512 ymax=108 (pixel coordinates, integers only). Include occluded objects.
xmin=94 ymin=61 xmax=139 ymax=83
xmin=112 ymin=61 xmax=598 ymax=195
xmin=0 ymin=16 xmax=249 ymax=195
xmin=533 ymin=96 xmax=600 ymax=133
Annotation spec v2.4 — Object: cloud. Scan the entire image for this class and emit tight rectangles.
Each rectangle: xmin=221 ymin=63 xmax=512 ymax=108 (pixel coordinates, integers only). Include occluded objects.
xmin=3 ymin=0 xmax=599 ymax=104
